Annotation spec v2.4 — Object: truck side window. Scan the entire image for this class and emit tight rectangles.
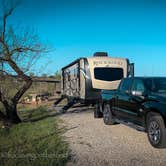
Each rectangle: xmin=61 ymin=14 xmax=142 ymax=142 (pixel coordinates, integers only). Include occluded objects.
xmin=132 ymin=79 xmax=145 ymax=92
xmin=119 ymin=79 xmax=132 ymax=92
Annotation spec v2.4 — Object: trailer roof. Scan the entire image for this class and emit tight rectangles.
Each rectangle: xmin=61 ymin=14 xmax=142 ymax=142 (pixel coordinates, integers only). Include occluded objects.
xmin=61 ymin=57 xmax=85 ymax=70
xmin=61 ymin=56 xmax=129 ymax=70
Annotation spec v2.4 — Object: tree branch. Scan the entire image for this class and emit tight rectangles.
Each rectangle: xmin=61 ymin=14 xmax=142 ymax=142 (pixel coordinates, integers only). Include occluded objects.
xmin=5 ymin=58 xmax=32 ymax=103
xmin=1 ymin=1 xmax=16 ymax=41
xmin=6 ymin=58 xmax=31 ymax=81
xmin=11 ymin=46 xmax=46 ymax=55
xmin=0 ymin=90 xmax=9 ymax=108
xmin=0 ymin=69 xmax=9 ymax=75
xmin=0 ymin=56 xmax=9 ymax=62
xmin=0 ymin=89 xmax=8 ymax=121
xmin=12 ymin=80 xmax=32 ymax=103
xmin=0 ymin=36 xmax=10 ymax=55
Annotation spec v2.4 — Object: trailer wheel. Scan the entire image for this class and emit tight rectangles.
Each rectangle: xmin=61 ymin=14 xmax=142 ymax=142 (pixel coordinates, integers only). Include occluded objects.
xmin=94 ymin=103 xmax=103 ymax=118
xmin=103 ymin=104 xmax=116 ymax=125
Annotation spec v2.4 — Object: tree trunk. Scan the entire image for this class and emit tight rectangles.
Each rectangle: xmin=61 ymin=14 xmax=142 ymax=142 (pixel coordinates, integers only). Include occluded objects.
xmin=5 ymin=103 xmax=21 ymax=124
xmin=0 ymin=111 xmax=7 ymax=121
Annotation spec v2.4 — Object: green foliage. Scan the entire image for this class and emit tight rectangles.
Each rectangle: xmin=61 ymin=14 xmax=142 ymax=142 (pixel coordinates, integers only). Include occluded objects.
xmin=29 ymin=72 xmax=35 ymax=77
xmin=41 ymin=74 xmax=48 ymax=77
xmin=54 ymin=71 xmax=61 ymax=80
xmin=0 ymin=77 xmax=23 ymax=100
xmin=25 ymin=82 xmax=56 ymax=96
xmin=0 ymin=107 xmax=69 ymax=166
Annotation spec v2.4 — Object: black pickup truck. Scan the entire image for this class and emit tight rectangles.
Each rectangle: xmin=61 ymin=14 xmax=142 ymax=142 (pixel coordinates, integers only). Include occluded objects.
xmin=101 ymin=77 xmax=166 ymax=148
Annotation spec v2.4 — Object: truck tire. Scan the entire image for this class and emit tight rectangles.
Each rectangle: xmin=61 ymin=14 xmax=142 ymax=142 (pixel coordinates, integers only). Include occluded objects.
xmin=146 ymin=112 xmax=166 ymax=148
xmin=103 ymin=104 xmax=115 ymax=125
xmin=94 ymin=103 xmax=103 ymax=118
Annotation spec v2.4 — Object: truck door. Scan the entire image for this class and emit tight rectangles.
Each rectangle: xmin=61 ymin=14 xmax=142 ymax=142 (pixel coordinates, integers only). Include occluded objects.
xmin=116 ymin=78 xmax=145 ymax=125
xmin=128 ymin=79 xmax=145 ymax=124
xmin=113 ymin=78 xmax=133 ymax=120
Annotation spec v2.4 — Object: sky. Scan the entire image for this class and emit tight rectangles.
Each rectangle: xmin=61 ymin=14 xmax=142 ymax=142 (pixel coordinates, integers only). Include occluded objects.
xmin=2 ymin=0 xmax=166 ymax=76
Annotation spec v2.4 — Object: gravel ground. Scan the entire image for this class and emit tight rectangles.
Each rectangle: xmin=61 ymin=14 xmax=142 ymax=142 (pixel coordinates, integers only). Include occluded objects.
xmin=60 ymin=106 xmax=166 ymax=166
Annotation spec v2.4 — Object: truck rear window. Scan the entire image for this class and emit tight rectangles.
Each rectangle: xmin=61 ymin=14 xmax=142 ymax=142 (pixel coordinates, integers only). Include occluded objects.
xmin=94 ymin=67 xmax=124 ymax=81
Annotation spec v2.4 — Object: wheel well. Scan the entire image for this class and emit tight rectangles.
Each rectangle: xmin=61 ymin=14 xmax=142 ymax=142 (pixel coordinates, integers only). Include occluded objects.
xmin=102 ymin=101 xmax=112 ymax=108
xmin=145 ymin=110 xmax=166 ymax=129
xmin=103 ymin=100 xmax=112 ymax=105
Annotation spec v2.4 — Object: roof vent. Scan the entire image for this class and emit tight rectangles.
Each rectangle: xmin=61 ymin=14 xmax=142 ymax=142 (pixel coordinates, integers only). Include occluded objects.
xmin=93 ymin=52 xmax=108 ymax=57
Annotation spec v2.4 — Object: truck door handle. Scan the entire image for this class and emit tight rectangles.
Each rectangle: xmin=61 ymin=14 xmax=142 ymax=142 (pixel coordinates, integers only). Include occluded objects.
xmin=129 ymin=97 xmax=137 ymax=102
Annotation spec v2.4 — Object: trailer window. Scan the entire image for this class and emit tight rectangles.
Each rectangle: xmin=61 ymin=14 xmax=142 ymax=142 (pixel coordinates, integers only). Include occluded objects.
xmin=94 ymin=67 xmax=124 ymax=81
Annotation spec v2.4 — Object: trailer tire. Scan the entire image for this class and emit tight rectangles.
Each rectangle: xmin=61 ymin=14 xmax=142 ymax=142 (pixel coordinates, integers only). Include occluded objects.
xmin=103 ymin=104 xmax=116 ymax=125
xmin=94 ymin=103 xmax=103 ymax=118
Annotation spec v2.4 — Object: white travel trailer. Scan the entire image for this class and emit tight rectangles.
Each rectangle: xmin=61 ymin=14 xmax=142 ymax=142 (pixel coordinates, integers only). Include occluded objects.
xmin=61 ymin=52 xmax=134 ymax=106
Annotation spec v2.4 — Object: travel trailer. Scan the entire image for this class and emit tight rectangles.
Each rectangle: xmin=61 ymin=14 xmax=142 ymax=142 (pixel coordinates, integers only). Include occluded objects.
xmin=60 ymin=52 xmax=134 ymax=107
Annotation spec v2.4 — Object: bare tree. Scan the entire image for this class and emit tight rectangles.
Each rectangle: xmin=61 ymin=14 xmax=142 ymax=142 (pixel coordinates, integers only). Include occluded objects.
xmin=0 ymin=0 xmax=47 ymax=124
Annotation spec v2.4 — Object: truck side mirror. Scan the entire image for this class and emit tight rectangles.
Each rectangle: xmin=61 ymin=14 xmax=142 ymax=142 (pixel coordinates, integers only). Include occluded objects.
xmin=131 ymin=90 xmax=143 ymax=96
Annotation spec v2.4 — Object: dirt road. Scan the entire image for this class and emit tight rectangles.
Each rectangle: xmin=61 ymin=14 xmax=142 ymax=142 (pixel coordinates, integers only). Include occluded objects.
xmin=60 ymin=106 xmax=166 ymax=166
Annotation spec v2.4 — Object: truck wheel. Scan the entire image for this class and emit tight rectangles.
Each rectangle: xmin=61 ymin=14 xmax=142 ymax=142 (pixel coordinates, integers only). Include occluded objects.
xmin=147 ymin=112 xmax=166 ymax=148
xmin=94 ymin=103 xmax=103 ymax=118
xmin=103 ymin=104 xmax=115 ymax=125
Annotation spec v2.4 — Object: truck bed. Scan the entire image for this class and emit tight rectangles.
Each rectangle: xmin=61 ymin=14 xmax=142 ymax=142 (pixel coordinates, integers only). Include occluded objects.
xmin=101 ymin=90 xmax=117 ymax=101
